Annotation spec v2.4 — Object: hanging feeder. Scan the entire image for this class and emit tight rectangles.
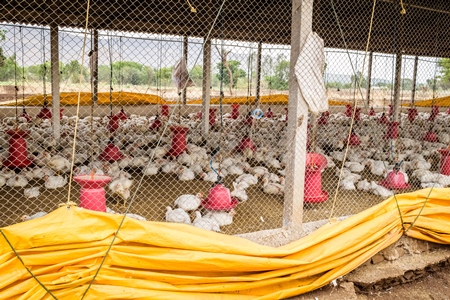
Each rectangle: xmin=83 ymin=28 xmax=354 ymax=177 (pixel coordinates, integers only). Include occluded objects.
xmin=73 ymin=174 xmax=112 ymax=212
xmin=385 ymin=121 xmax=400 ymax=139
xmin=304 ymin=153 xmax=328 ymax=203
xmin=201 ymin=183 xmax=239 ymax=211
xmin=388 ymin=104 xmax=393 ymax=116
xmin=116 ymin=107 xmax=128 ymax=120
xmin=317 ymin=112 xmax=328 ymax=125
xmin=407 ymin=107 xmax=418 ymax=122
xmin=149 ymin=115 xmax=162 ymax=131
xmin=446 ymin=108 xmax=450 ymax=115
xmin=235 ymin=135 xmax=257 ymax=153
xmin=423 ymin=128 xmax=439 ymax=143
xmin=264 ymin=107 xmax=274 ymax=118
xmin=3 ymin=129 xmax=33 ymax=168
xmin=243 ymin=111 xmax=253 ymax=126
xmin=345 ymin=104 xmax=353 ymax=117
xmin=161 ymin=104 xmax=170 ymax=117
xmin=379 ymin=170 xmax=409 ymax=190
xmin=345 ymin=129 xmax=361 ymax=146
xmin=428 ymin=106 xmax=439 ymax=122
xmin=107 ymin=114 xmax=121 ymax=133
xmin=437 ymin=148 xmax=450 ymax=175
xmin=196 ymin=110 xmax=202 ymax=119
xmin=36 ymin=103 xmax=52 ymax=119
xmin=99 ymin=137 xmax=125 ymax=162
xmin=230 ymin=104 xmax=240 ymax=119
xmin=209 ymin=108 xmax=217 ymax=126
xmin=285 ymin=107 xmax=288 ymax=121
xmin=20 ymin=108 xmax=32 ymax=122
xmin=353 ymin=107 xmax=361 ymax=121
xmin=368 ymin=107 xmax=376 ymax=116
xmin=166 ymin=126 xmax=189 ymax=157
xmin=59 ymin=108 xmax=64 ymax=119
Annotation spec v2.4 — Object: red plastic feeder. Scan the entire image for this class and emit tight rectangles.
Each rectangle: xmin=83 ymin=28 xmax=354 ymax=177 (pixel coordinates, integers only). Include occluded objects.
xmin=201 ymin=183 xmax=239 ymax=211
xmin=368 ymin=107 xmax=375 ymax=116
xmin=167 ymin=126 xmax=189 ymax=157
xmin=379 ymin=170 xmax=409 ymax=190
xmin=235 ymin=135 xmax=257 ymax=152
xmin=437 ymin=148 xmax=450 ymax=175
xmin=20 ymin=108 xmax=32 ymax=122
xmin=116 ymin=107 xmax=128 ymax=120
xmin=231 ymin=104 xmax=240 ymax=119
xmin=209 ymin=108 xmax=217 ymax=125
xmin=446 ymin=108 xmax=450 ymax=115
xmin=317 ymin=114 xmax=328 ymax=125
xmin=345 ymin=131 xmax=361 ymax=146
xmin=3 ymin=130 xmax=33 ymax=168
xmin=407 ymin=107 xmax=418 ymax=122
xmin=264 ymin=107 xmax=274 ymax=118
xmin=99 ymin=139 xmax=125 ymax=162
xmin=107 ymin=114 xmax=121 ymax=133
xmin=59 ymin=108 xmax=64 ymax=119
xmin=378 ymin=113 xmax=389 ymax=125
xmin=243 ymin=112 xmax=253 ymax=126
xmin=73 ymin=174 xmax=112 ymax=212
xmin=353 ymin=107 xmax=361 ymax=121
xmin=161 ymin=105 xmax=170 ymax=117
xmin=149 ymin=116 xmax=162 ymax=131
xmin=345 ymin=104 xmax=353 ymax=117
xmin=423 ymin=130 xmax=439 ymax=143
xmin=36 ymin=105 xmax=52 ymax=119
xmin=304 ymin=153 xmax=328 ymax=203
xmin=388 ymin=104 xmax=393 ymax=116
xmin=385 ymin=121 xmax=400 ymax=139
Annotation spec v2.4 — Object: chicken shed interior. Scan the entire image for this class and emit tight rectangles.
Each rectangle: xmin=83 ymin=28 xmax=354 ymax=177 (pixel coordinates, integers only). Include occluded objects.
xmin=0 ymin=0 xmax=450 ymax=237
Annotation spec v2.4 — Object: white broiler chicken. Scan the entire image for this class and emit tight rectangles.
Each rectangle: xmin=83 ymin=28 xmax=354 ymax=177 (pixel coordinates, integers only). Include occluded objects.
xmin=174 ymin=193 xmax=203 ymax=211
xmin=204 ymin=210 xmax=235 ymax=226
xmin=47 ymin=155 xmax=71 ymax=174
xmin=24 ymin=187 xmax=40 ymax=199
xmin=21 ymin=211 xmax=47 ymax=222
xmin=7 ymin=175 xmax=28 ymax=188
xmin=44 ymin=175 xmax=67 ymax=189
xmin=165 ymin=206 xmax=191 ymax=224
xmin=262 ymin=178 xmax=284 ymax=195
xmin=235 ymin=173 xmax=258 ymax=186
xmin=109 ymin=172 xmax=133 ymax=207
xmin=356 ymin=179 xmax=372 ymax=191
xmin=344 ymin=161 xmax=365 ymax=173
xmin=230 ymin=182 xmax=248 ymax=202
xmin=177 ymin=166 xmax=195 ymax=181
xmin=193 ymin=211 xmax=220 ymax=232
xmin=371 ymin=181 xmax=394 ymax=198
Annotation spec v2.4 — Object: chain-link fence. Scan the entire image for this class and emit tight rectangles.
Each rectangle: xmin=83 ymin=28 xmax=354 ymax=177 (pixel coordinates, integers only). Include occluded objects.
xmin=0 ymin=0 xmax=450 ymax=238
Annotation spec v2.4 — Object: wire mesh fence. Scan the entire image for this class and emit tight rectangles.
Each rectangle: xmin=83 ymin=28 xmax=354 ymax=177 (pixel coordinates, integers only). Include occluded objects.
xmin=0 ymin=0 xmax=449 ymax=238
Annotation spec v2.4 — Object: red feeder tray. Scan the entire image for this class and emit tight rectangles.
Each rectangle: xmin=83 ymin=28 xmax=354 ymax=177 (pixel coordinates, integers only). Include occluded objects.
xmin=235 ymin=136 xmax=257 ymax=152
xmin=167 ymin=126 xmax=189 ymax=157
xmin=149 ymin=117 xmax=162 ymax=131
xmin=107 ymin=114 xmax=121 ymax=133
xmin=3 ymin=130 xmax=33 ymax=168
xmin=438 ymin=148 xmax=450 ymax=175
xmin=368 ymin=107 xmax=375 ymax=116
xmin=161 ymin=105 xmax=170 ymax=117
xmin=378 ymin=113 xmax=389 ymax=125
xmin=304 ymin=153 xmax=328 ymax=203
xmin=36 ymin=105 xmax=52 ymax=119
xmin=116 ymin=108 xmax=128 ymax=120
xmin=446 ymin=108 xmax=450 ymax=115
xmin=345 ymin=104 xmax=352 ymax=117
xmin=388 ymin=104 xmax=393 ymax=116
xmin=243 ymin=112 xmax=253 ymax=126
xmin=407 ymin=107 xmax=418 ymax=122
xmin=201 ymin=183 xmax=239 ymax=211
xmin=264 ymin=107 xmax=274 ymax=118
xmin=231 ymin=104 xmax=240 ymax=119
xmin=423 ymin=130 xmax=439 ymax=143
xmin=73 ymin=174 xmax=112 ymax=212
xmin=20 ymin=108 xmax=32 ymax=122
xmin=353 ymin=107 xmax=361 ymax=121
xmin=99 ymin=140 xmax=125 ymax=162
xmin=385 ymin=121 xmax=400 ymax=139
xmin=209 ymin=108 xmax=217 ymax=125
xmin=345 ymin=131 xmax=361 ymax=146
xmin=379 ymin=170 xmax=409 ymax=190
xmin=317 ymin=112 xmax=328 ymax=125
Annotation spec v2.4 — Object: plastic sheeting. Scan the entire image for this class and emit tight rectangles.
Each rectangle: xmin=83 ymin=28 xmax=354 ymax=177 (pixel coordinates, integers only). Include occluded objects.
xmin=1 ymin=188 xmax=450 ymax=299
xmin=401 ymin=96 xmax=450 ymax=107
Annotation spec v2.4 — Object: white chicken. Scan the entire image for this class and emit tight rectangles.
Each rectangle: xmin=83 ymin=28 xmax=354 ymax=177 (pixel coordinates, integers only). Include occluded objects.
xmin=230 ymin=182 xmax=248 ymax=201
xmin=47 ymin=155 xmax=71 ymax=174
xmin=44 ymin=175 xmax=67 ymax=189
xmin=165 ymin=206 xmax=191 ymax=224
xmin=108 ymin=172 xmax=134 ymax=207
xmin=371 ymin=181 xmax=394 ymax=198
xmin=204 ymin=210 xmax=235 ymax=226
xmin=177 ymin=166 xmax=195 ymax=181
xmin=24 ymin=187 xmax=40 ymax=199
xmin=7 ymin=175 xmax=28 ymax=188
xmin=174 ymin=193 xmax=203 ymax=211
xmin=21 ymin=211 xmax=47 ymax=222
xmin=193 ymin=211 xmax=220 ymax=232
xmin=235 ymin=173 xmax=258 ymax=186
xmin=262 ymin=178 xmax=283 ymax=195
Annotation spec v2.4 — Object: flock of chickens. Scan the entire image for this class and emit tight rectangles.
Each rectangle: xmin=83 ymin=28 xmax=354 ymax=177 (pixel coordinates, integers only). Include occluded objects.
xmin=2 ymin=104 xmax=450 ymax=230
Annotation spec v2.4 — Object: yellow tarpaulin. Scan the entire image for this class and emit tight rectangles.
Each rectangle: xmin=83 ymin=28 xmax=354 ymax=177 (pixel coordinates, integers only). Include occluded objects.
xmin=401 ymin=95 xmax=450 ymax=107
xmin=1 ymin=188 xmax=450 ymax=299
xmin=1 ymin=92 xmax=353 ymax=107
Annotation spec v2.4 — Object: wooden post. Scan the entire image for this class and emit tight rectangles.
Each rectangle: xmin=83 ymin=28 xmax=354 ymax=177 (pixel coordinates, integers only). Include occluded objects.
xmin=50 ymin=25 xmax=60 ymax=141
xmin=255 ymin=41 xmax=262 ymax=106
xmin=392 ymin=52 xmax=402 ymax=122
xmin=182 ymin=36 xmax=188 ymax=105
xmin=411 ymin=55 xmax=418 ymax=106
xmin=92 ymin=30 xmax=99 ymax=104
xmin=366 ymin=51 xmax=373 ymax=108
xmin=283 ymin=0 xmax=313 ymax=230
xmin=202 ymin=38 xmax=211 ymax=134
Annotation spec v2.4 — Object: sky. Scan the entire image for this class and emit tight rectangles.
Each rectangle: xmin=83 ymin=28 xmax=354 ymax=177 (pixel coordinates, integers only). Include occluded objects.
xmin=0 ymin=23 xmax=442 ymax=85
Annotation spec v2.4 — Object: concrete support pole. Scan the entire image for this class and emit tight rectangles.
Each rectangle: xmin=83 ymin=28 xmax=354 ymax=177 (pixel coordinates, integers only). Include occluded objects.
xmin=255 ymin=41 xmax=262 ymax=106
xmin=392 ymin=52 xmax=402 ymax=122
xmin=283 ymin=0 xmax=313 ymax=230
xmin=183 ymin=36 xmax=188 ymax=105
xmin=202 ymin=38 xmax=211 ymax=134
xmin=50 ymin=25 xmax=60 ymax=140
xmin=92 ymin=30 xmax=99 ymax=104
xmin=366 ymin=51 xmax=373 ymax=107
xmin=411 ymin=55 xmax=418 ymax=106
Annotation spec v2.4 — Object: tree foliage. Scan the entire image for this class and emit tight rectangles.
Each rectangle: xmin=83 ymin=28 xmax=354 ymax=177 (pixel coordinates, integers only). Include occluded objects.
xmin=264 ymin=54 xmax=290 ymax=90
xmin=215 ymin=60 xmax=246 ymax=88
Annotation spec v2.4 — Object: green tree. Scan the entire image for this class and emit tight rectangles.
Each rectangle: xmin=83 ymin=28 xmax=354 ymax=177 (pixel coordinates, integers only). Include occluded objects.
xmin=438 ymin=58 xmax=450 ymax=89
xmin=401 ymin=78 xmax=413 ymax=91
xmin=61 ymin=60 xmax=89 ymax=83
xmin=0 ymin=30 xmax=6 ymax=69
xmin=155 ymin=66 xmax=173 ymax=87
xmin=0 ymin=54 xmax=21 ymax=82
xmin=27 ymin=61 xmax=51 ymax=81
xmin=350 ymin=71 xmax=367 ymax=89
xmin=215 ymin=60 xmax=246 ymax=88
xmin=264 ymin=54 xmax=290 ymax=90
xmin=190 ymin=65 xmax=203 ymax=86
